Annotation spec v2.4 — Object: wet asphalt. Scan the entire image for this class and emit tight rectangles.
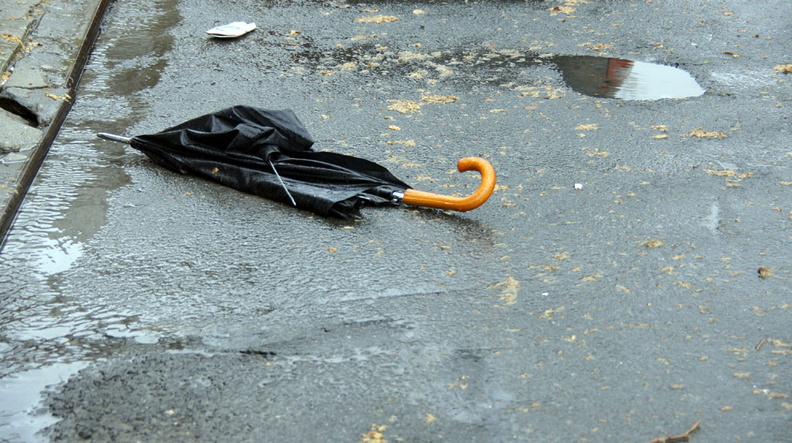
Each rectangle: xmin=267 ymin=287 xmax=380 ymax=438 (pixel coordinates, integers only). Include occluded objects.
xmin=1 ymin=0 xmax=791 ymax=441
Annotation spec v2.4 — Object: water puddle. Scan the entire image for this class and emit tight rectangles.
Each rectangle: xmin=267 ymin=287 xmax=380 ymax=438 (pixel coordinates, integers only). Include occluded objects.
xmin=546 ymin=55 xmax=705 ymax=100
xmin=0 ymin=362 xmax=88 ymax=442
xmin=296 ymin=44 xmax=705 ymax=101
xmin=0 ymin=0 xmax=182 ymax=438
xmin=30 ymin=236 xmax=84 ymax=276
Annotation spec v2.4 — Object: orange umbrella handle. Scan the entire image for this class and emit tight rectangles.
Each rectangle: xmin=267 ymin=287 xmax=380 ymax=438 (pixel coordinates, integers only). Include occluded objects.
xmin=401 ymin=157 xmax=496 ymax=211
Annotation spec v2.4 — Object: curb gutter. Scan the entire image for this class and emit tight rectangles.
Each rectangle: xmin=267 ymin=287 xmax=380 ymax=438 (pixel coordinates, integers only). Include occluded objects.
xmin=0 ymin=0 xmax=112 ymax=247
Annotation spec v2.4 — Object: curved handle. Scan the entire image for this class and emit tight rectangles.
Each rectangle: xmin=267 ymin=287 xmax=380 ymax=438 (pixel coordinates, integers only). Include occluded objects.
xmin=402 ymin=157 xmax=496 ymax=212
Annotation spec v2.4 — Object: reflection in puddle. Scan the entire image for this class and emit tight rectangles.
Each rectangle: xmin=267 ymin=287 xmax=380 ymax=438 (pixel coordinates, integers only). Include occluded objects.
xmin=548 ymin=56 xmax=705 ymax=100
xmin=0 ymin=362 xmax=87 ymax=442
xmin=32 ymin=237 xmax=83 ymax=276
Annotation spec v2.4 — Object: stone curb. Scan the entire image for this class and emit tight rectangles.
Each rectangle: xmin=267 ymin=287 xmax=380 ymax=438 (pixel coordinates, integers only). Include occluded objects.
xmin=0 ymin=0 xmax=111 ymax=245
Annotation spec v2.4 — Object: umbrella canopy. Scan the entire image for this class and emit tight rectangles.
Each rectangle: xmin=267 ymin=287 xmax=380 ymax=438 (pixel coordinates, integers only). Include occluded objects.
xmin=98 ymin=106 xmax=495 ymax=218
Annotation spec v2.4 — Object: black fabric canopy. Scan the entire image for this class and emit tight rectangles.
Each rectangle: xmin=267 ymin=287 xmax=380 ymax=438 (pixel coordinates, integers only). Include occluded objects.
xmin=120 ymin=106 xmax=410 ymax=218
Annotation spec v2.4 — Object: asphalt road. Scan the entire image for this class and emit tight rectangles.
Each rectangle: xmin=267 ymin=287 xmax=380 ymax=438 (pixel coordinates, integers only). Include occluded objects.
xmin=1 ymin=0 xmax=790 ymax=441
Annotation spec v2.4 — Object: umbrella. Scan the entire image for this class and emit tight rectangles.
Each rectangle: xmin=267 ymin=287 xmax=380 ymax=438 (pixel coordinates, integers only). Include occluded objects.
xmin=97 ymin=106 xmax=495 ymax=218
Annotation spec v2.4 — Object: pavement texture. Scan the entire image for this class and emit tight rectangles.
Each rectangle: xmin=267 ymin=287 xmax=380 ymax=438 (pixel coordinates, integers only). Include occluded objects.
xmin=0 ymin=0 xmax=107 ymax=242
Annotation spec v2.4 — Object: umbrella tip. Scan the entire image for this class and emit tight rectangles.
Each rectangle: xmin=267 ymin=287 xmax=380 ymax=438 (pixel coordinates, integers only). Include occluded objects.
xmin=97 ymin=133 xmax=133 ymax=144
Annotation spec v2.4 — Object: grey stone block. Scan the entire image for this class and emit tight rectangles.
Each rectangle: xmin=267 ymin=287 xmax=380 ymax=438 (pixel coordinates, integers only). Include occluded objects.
xmin=0 ymin=107 xmax=43 ymax=153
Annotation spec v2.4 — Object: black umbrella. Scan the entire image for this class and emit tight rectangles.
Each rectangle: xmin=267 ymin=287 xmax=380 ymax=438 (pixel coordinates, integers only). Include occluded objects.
xmin=98 ymin=106 xmax=495 ymax=218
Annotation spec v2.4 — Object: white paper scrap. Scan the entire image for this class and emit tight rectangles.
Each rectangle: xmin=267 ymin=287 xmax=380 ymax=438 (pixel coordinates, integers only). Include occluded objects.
xmin=207 ymin=22 xmax=256 ymax=38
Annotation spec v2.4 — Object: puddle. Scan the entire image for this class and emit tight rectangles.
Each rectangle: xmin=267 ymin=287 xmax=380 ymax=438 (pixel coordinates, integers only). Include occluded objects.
xmin=0 ymin=1 xmax=181 ymax=437
xmin=292 ymin=44 xmax=705 ymax=101
xmin=547 ymin=55 xmax=705 ymax=100
xmin=101 ymin=0 xmax=181 ymax=95
xmin=0 ymin=362 xmax=87 ymax=442
xmin=30 ymin=237 xmax=83 ymax=276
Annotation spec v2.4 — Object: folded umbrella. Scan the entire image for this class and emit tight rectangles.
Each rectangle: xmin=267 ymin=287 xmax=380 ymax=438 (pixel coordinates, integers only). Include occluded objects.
xmin=98 ymin=106 xmax=495 ymax=218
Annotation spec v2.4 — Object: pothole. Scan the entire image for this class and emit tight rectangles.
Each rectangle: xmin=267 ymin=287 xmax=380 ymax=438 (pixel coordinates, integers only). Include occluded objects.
xmin=0 ymin=96 xmax=39 ymax=127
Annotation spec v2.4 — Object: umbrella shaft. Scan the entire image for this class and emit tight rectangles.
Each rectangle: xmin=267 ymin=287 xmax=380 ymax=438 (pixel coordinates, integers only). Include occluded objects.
xmin=97 ymin=133 xmax=133 ymax=144
xmin=391 ymin=191 xmax=405 ymax=204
